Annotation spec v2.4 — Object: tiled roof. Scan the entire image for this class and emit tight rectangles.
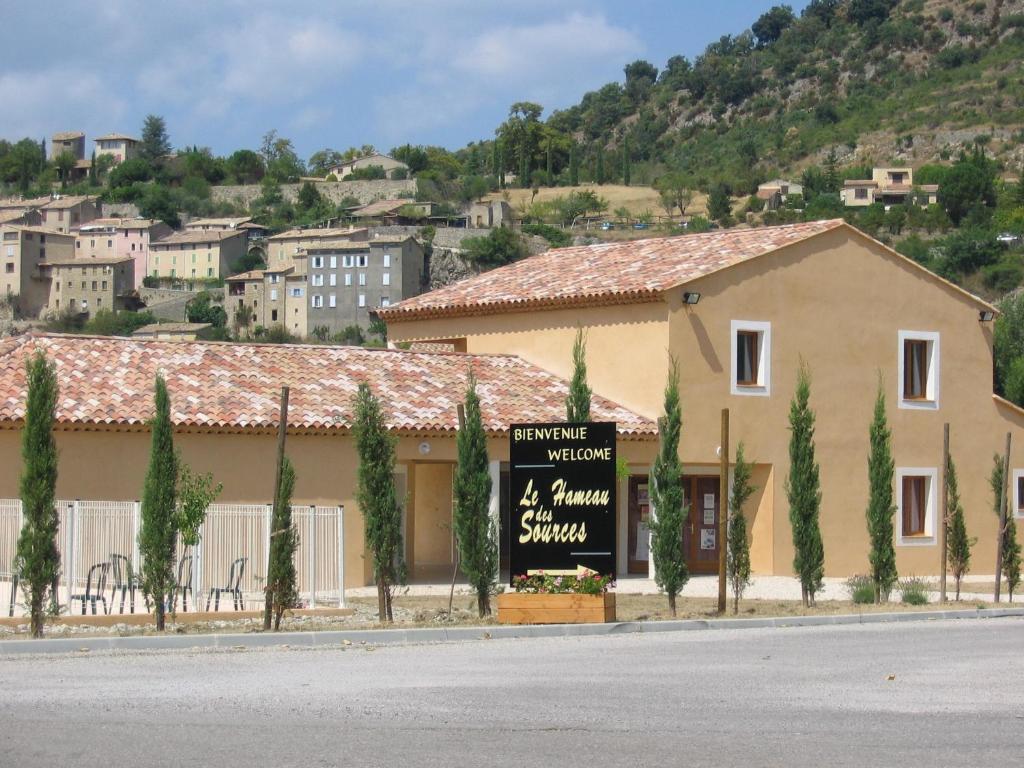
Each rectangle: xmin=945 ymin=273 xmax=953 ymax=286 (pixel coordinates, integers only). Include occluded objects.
xmin=78 ymin=218 xmax=162 ymax=231
xmin=42 ymin=195 xmax=97 ymax=210
xmin=45 ymin=256 xmax=133 ymax=267
xmin=353 ymin=199 xmax=411 ymax=217
xmin=380 ymin=219 xmax=845 ymax=322
xmin=225 ymin=270 xmax=265 ymax=281
xmin=94 ymin=133 xmax=138 ymax=142
xmin=0 ymin=196 xmax=51 ymax=210
xmin=132 ymin=323 xmax=212 ymax=335
xmin=152 ymin=229 xmax=244 ymax=246
xmin=0 ymin=334 xmax=656 ymax=438
xmin=52 ymin=131 xmax=85 ymax=141
xmin=184 ymin=217 xmax=253 ymax=228
xmin=267 ymin=227 xmax=367 ymax=242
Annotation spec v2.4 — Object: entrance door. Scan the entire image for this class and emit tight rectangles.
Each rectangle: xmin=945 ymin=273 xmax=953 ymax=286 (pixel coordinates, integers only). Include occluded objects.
xmin=683 ymin=476 xmax=720 ymax=574
xmin=627 ymin=476 xmax=651 ymax=574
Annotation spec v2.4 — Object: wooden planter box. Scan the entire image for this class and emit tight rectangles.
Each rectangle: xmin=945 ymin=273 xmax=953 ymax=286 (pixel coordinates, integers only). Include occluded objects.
xmin=496 ymin=592 xmax=615 ymax=625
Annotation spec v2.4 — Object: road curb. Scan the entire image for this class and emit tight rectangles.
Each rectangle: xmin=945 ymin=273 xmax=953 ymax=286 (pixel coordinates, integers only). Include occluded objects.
xmin=2 ymin=606 xmax=1023 ymax=656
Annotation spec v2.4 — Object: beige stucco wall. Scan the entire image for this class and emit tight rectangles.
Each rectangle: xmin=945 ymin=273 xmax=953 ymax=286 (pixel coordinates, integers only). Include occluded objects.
xmin=386 ymin=226 xmax=1024 ymax=578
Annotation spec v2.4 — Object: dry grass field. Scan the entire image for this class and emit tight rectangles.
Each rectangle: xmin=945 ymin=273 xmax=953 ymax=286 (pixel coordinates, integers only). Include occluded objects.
xmin=484 ymin=184 xmax=709 ymax=220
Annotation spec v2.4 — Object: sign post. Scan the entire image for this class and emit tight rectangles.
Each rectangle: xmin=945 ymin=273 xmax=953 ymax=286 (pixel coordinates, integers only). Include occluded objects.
xmin=508 ymin=422 xmax=617 ymax=581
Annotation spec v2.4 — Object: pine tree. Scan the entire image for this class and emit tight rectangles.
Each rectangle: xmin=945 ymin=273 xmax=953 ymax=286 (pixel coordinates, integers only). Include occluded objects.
xmin=139 ymin=375 xmax=178 ymax=631
xmin=823 ymin=147 xmax=840 ymax=194
xmin=565 ymin=329 xmax=592 ymax=423
xmin=786 ymin=363 xmax=824 ymax=606
xmin=453 ymin=370 xmax=497 ymax=617
xmin=727 ymin=442 xmax=755 ymax=614
xmin=945 ymin=453 xmax=973 ymax=600
xmin=569 ymin=144 xmax=579 ymax=187
xmin=266 ymin=457 xmax=298 ymax=629
xmin=595 ymin=146 xmax=605 ymax=185
xmin=648 ymin=359 xmax=688 ymax=616
xmin=865 ymin=383 xmax=897 ymax=602
xmin=15 ymin=351 xmax=60 ymax=639
xmin=353 ymin=382 xmax=406 ymax=622
xmin=622 ymin=138 xmax=631 ymax=186
xmin=991 ymin=455 xmax=1022 ymax=600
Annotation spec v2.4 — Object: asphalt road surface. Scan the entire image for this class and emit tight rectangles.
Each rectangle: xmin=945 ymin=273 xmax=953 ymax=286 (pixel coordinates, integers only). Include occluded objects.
xmin=1 ymin=618 xmax=1022 ymax=768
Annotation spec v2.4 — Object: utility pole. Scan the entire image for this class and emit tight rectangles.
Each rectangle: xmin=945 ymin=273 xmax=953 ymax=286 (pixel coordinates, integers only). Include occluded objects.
xmin=263 ymin=386 xmax=290 ymax=630
xmin=718 ymin=409 xmax=729 ymax=614
xmin=994 ymin=432 xmax=1011 ymax=604
xmin=939 ymin=423 xmax=949 ymax=603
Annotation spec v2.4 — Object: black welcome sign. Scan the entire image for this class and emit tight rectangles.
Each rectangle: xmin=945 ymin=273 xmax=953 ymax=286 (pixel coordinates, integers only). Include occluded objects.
xmin=508 ymin=422 xmax=617 ymax=582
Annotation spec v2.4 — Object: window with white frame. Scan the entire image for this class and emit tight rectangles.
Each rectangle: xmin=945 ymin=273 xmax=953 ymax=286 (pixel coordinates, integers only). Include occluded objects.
xmin=896 ymin=468 xmax=937 ymax=544
xmin=730 ymin=320 xmax=771 ymax=396
xmin=1014 ymin=469 xmax=1024 ymax=519
xmin=383 ymin=252 xmax=391 ymax=267
xmin=358 ymin=293 xmax=366 ymax=307
xmin=312 ymin=274 xmax=324 ymax=287
xmin=290 ymin=287 xmax=304 ymax=298
xmin=270 ymin=288 xmax=278 ymax=301
xmin=357 ymin=254 xmax=367 ymax=268
xmin=312 ymin=256 xmax=324 ymax=269
xmin=269 ymin=274 xmax=280 ymax=284
xmin=329 ymin=293 xmax=336 ymax=308
xmin=358 ymin=272 xmax=366 ymax=286
xmin=344 ymin=273 xmax=352 ymax=287
xmin=342 ymin=255 xmax=354 ymax=268
xmin=382 ymin=272 xmax=390 ymax=286
xmin=312 ymin=294 xmax=323 ymax=308
xmin=329 ymin=255 xmax=337 ymax=269
xmin=381 ymin=297 xmax=391 ymax=307
xmin=329 ymin=273 xmax=337 ymax=287
xmin=898 ymin=331 xmax=939 ymax=409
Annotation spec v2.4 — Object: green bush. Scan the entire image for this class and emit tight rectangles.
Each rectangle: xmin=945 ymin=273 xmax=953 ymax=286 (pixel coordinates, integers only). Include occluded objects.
xmin=846 ymin=574 xmax=876 ymax=604
xmin=982 ymin=259 xmax=1024 ymax=293
xmin=522 ymin=223 xmax=572 ymax=248
xmin=898 ymin=576 xmax=930 ymax=605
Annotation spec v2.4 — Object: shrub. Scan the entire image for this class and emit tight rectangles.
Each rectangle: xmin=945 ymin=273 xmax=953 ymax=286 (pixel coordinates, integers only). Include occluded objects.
xmin=898 ymin=576 xmax=930 ymax=605
xmin=846 ymin=575 xmax=876 ymax=604
xmin=521 ymin=223 xmax=571 ymax=248
xmin=982 ymin=260 xmax=1024 ymax=293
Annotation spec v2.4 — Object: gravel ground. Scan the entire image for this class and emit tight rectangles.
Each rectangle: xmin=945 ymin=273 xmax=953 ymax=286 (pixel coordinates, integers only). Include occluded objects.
xmin=0 ymin=618 xmax=1021 ymax=767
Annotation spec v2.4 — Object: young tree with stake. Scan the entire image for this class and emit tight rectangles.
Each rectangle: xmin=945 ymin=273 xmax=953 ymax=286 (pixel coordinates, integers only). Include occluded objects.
xmin=865 ymin=384 xmax=897 ymax=602
xmin=945 ymin=453 xmax=973 ymax=600
xmin=566 ymin=329 xmax=591 ymax=423
xmin=139 ymin=375 xmax=178 ymax=631
xmin=453 ymin=370 xmax=498 ymax=617
xmin=648 ymin=359 xmax=688 ymax=616
xmin=991 ymin=456 xmax=1022 ymax=600
xmin=786 ymin=363 xmax=824 ymax=607
xmin=727 ymin=442 xmax=755 ymax=614
xmin=15 ymin=352 xmax=60 ymax=638
xmin=353 ymin=382 xmax=406 ymax=622
xmin=266 ymin=457 xmax=298 ymax=629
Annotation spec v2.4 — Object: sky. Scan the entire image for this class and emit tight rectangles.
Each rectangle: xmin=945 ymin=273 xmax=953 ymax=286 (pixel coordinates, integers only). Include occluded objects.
xmin=0 ymin=0 xmax=809 ymax=161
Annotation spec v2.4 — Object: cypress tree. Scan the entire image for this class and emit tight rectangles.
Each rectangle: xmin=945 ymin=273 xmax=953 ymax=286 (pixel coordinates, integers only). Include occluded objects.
xmin=945 ymin=453 xmax=973 ymax=600
xmin=991 ymin=456 xmax=1022 ymax=600
xmin=491 ymin=141 xmax=499 ymax=177
xmin=595 ymin=146 xmax=605 ymax=185
xmin=727 ymin=442 xmax=755 ymax=614
xmin=266 ymin=457 xmax=298 ymax=629
xmin=786 ymin=363 xmax=824 ymax=607
xmin=622 ymin=138 xmax=631 ymax=186
xmin=569 ymin=144 xmax=579 ymax=187
xmin=353 ymin=382 xmax=405 ymax=622
xmin=15 ymin=351 xmax=60 ymax=639
xmin=865 ymin=383 xmax=897 ymax=602
xmin=546 ymin=137 xmax=553 ymax=186
xmin=565 ymin=329 xmax=592 ymax=423
xmin=453 ymin=370 xmax=497 ymax=617
xmin=139 ymin=375 xmax=178 ymax=631
xmin=648 ymin=358 xmax=687 ymax=616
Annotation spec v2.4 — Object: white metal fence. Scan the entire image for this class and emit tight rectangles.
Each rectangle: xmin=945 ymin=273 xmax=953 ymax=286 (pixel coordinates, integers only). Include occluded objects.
xmin=2 ymin=499 xmax=345 ymax=618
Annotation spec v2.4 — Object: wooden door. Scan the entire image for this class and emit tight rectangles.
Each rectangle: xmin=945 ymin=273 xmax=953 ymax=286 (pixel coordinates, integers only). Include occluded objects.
xmin=627 ymin=476 xmax=651 ymax=574
xmin=684 ymin=476 xmax=720 ymax=574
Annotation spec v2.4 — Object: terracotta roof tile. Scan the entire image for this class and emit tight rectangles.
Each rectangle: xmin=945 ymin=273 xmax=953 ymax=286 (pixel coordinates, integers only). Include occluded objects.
xmin=0 ymin=334 xmax=655 ymax=438
xmin=380 ymin=219 xmax=844 ymax=321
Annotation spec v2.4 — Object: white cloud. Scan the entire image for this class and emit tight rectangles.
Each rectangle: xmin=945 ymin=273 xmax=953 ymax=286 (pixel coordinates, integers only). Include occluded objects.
xmin=0 ymin=69 xmax=127 ymax=139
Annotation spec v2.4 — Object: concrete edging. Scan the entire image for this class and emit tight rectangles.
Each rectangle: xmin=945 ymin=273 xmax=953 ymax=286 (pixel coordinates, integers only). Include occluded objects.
xmin=2 ymin=606 xmax=1022 ymax=656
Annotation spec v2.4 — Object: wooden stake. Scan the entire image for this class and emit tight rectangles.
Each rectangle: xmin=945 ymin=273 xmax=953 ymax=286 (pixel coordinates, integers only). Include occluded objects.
xmin=718 ymin=408 xmax=729 ymax=614
xmin=939 ymin=423 xmax=949 ymax=603
xmin=263 ymin=386 xmax=290 ymax=630
xmin=995 ymin=432 xmax=1011 ymax=604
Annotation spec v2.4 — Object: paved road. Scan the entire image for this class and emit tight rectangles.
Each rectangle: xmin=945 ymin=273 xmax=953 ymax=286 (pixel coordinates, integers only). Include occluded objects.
xmin=1 ymin=619 xmax=1022 ymax=767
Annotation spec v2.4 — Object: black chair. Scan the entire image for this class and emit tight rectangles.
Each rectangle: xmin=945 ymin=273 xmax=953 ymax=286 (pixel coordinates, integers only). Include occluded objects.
xmin=206 ymin=557 xmax=247 ymax=611
xmin=174 ymin=555 xmax=193 ymax=613
xmin=69 ymin=562 xmax=110 ymax=615
xmin=108 ymin=554 xmax=139 ymax=615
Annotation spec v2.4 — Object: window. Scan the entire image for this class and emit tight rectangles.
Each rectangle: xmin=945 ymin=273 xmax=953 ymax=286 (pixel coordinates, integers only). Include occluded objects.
xmin=207 ymin=268 xmax=213 ymax=277
xmin=898 ymin=331 xmax=939 ymax=409
xmin=344 ymin=273 xmax=352 ymax=287
xmin=329 ymin=273 xmax=337 ymax=287
xmin=38 ymin=248 xmax=45 ymax=260
xmin=329 ymin=294 xmax=336 ymax=308
xmin=270 ymin=288 xmax=278 ymax=301
xmin=4 ymin=264 xmax=12 ymax=274
xmin=312 ymin=274 xmax=324 ymax=287
xmin=730 ymin=321 xmax=771 ymax=396
xmin=271 ymin=309 xmax=278 ymax=322
xmin=342 ymin=255 xmax=354 ymax=268
xmin=76 ymin=241 xmax=81 ymax=249
xmin=269 ymin=274 xmax=280 ymax=284
xmin=896 ymin=468 xmax=937 ymax=545
xmin=1014 ymin=470 xmax=1024 ymax=519
xmin=92 ymin=281 xmax=97 ymax=291
xmin=381 ymin=297 xmax=391 ymax=307
xmin=329 ymin=256 xmax=337 ymax=269
xmin=107 ymin=240 xmax=112 ymax=248
xmin=4 ymin=246 xmax=12 ymax=258
xmin=312 ymin=294 xmax=323 ymax=308
xmin=101 ymin=281 xmax=107 ymax=290
xmin=382 ymin=272 xmax=390 ymax=286
xmin=290 ymin=287 xmax=304 ymax=298
xmin=358 ymin=272 xmax=366 ymax=286
xmin=855 ymin=188 xmax=868 ymax=200
xmin=383 ymin=252 xmax=391 ymax=267
xmin=358 ymin=293 xmax=366 ymax=307
xmin=357 ymin=254 xmax=368 ymax=268
xmin=312 ymin=256 xmax=324 ymax=269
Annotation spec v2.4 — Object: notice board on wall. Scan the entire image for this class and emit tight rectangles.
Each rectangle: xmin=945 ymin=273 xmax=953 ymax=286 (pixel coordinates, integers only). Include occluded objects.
xmin=508 ymin=422 xmax=617 ymax=582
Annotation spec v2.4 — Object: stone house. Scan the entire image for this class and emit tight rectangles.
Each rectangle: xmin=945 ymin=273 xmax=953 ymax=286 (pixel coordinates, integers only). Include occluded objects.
xmin=0 ymin=225 xmax=76 ymax=316
xmin=75 ymin=218 xmax=173 ymax=288
xmin=45 ymin=257 xmax=135 ymax=318
xmin=326 ymin=153 xmax=408 ymax=180
xmin=94 ymin=134 xmax=139 ymax=165
xmin=39 ymin=196 xmax=100 ymax=234
xmin=148 ymin=230 xmax=247 ymax=282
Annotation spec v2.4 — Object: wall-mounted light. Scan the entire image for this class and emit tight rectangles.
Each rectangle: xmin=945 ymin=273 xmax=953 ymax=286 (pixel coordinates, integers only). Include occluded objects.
xmin=683 ymin=292 xmax=701 ymax=305
xmin=979 ymin=310 xmax=995 ymax=322
xmin=418 ymin=441 xmax=431 ymax=455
